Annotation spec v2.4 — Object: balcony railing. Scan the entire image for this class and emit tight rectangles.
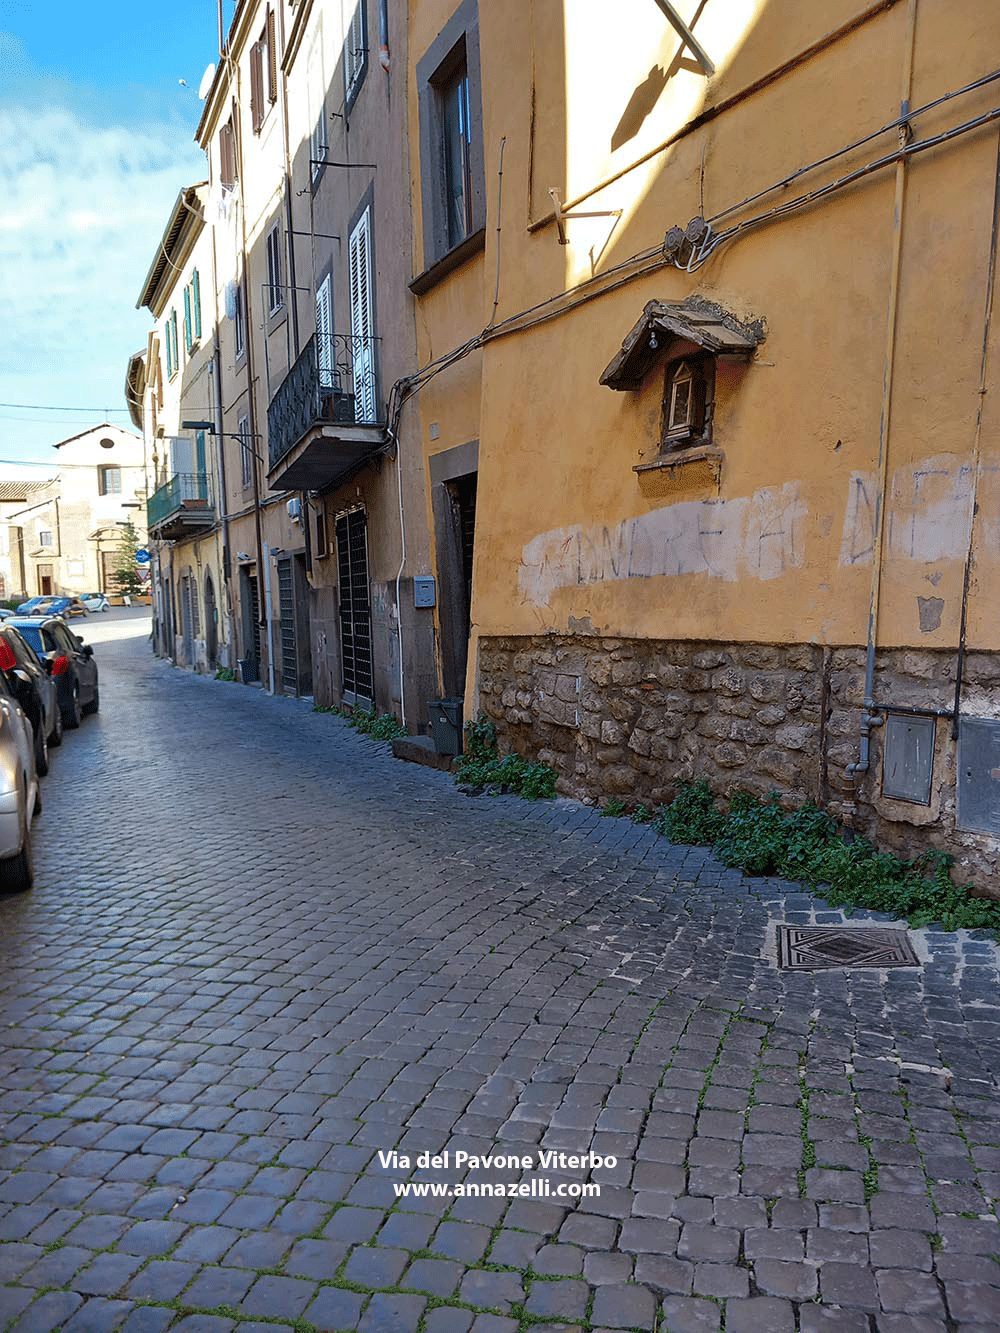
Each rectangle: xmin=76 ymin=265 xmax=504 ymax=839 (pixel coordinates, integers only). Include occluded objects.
xmin=268 ymin=332 xmax=382 ymax=471
xmin=147 ymin=472 xmax=214 ymax=533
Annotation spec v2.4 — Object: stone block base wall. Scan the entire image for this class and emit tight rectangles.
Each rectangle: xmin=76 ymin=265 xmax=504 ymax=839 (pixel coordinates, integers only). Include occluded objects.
xmin=477 ymin=636 xmax=999 ymax=895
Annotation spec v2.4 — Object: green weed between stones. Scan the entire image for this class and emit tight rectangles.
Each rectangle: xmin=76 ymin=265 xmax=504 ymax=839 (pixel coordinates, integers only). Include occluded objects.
xmin=642 ymin=781 xmax=998 ymax=938
xmin=314 ymin=702 xmax=406 ymax=740
xmin=453 ymin=715 xmax=557 ymax=800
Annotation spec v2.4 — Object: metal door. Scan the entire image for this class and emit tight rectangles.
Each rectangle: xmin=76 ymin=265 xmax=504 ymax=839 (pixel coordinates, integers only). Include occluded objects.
xmin=336 ymin=509 xmax=372 ymax=704
xmin=277 ymin=557 xmax=297 ymax=695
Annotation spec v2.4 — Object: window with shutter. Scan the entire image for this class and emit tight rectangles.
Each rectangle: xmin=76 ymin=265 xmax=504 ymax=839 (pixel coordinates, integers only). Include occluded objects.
xmin=239 ymin=415 xmax=253 ymax=488
xmin=348 ymin=208 xmax=376 ymax=421
xmin=234 ymin=281 xmax=245 ymax=357
xmin=308 ymin=28 xmax=327 ymax=184
xmin=315 ymin=276 xmax=333 ymax=389
xmin=220 ymin=117 xmax=237 ymax=187
xmin=183 ymin=285 xmax=193 ymax=353
xmin=344 ymin=2 xmax=368 ymax=110
xmin=250 ymin=39 xmax=264 ymax=133
xmin=192 ymin=269 xmax=202 ymax=340
xmin=266 ymin=227 xmax=283 ymax=314
xmin=267 ymin=8 xmax=277 ymax=103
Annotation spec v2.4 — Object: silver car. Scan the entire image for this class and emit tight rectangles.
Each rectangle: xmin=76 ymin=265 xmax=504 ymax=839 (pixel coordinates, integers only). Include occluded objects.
xmin=0 ymin=660 xmax=40 ymax=891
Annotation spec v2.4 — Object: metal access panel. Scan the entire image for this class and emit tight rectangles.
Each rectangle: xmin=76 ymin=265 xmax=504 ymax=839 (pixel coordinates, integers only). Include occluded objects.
xmin=957 ymin=717 xmax=1000 ymax=835
xmin=413 ymin=575 xmax=436 ymax=608
xmin=882 ymin=714 xmax=935 ymax=804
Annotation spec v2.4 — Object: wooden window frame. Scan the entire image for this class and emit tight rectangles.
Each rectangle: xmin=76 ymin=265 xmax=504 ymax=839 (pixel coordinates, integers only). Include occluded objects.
xmin=661 ymin=352 xmax=714 ymax=452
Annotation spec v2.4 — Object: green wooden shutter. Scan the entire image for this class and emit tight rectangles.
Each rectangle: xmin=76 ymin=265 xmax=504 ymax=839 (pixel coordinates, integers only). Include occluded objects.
xmin=183 ymin=286 xmax=192 ymax=352
xmin=192 ymin=270 xmax=202 ymax=340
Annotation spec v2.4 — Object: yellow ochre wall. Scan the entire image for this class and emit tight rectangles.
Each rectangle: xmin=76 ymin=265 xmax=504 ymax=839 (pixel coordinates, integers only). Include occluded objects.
xmin=466 ymin=0 xmax=1000 ymax=656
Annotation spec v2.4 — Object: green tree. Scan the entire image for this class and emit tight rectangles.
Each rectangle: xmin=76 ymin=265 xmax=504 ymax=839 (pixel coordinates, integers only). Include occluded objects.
xmin=111 ymin=521 xmax=143 ymax=597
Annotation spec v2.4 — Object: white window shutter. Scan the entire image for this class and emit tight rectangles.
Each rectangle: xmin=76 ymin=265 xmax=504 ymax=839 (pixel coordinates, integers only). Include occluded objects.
xmin=348 ymin=208 xmax=375 ymax=420
xmin=315 ymin=277 xmax=333 ymax=389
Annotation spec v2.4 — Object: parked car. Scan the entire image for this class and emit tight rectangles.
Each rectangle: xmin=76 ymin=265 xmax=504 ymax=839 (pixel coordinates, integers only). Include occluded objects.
xmin=14 ymin=596 xmax=88 ymax=620
xmin=80 ymin=593 xmax=110 ymax=613
xmin=0 ymin=623 xmax=62 ymax=774
xmin=0 ymin=661 xmax=40 ymax=891
xmin=10 ymin=617 xmax=99 ymax=728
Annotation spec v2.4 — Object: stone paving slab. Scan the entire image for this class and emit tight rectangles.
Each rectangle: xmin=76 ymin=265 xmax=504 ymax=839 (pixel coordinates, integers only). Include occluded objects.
xmin=1 ymin=621 xmax=1000 ymax=1330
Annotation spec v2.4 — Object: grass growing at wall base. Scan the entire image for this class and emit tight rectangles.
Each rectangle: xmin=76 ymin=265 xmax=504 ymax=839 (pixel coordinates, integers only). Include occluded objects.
xmin=646 ymin=781 xmax=998 ymax=936
xmin=454 ymin=715 xmax=558 ymax=800
xmin=314 ymin=702 xmax=407 ymax=741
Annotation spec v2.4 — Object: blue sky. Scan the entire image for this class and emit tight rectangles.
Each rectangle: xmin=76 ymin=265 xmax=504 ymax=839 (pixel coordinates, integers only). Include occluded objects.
xmin=0 ymin=0 xmax=225 ymax=469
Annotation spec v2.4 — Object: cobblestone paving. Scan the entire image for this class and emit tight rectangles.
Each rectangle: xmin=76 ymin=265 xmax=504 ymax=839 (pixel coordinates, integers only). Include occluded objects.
xmin=2 ymin=615 xmax=1000 ymax=1331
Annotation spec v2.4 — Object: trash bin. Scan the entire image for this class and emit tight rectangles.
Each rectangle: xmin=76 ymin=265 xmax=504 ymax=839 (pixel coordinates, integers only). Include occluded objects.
xmin=429 ymin=698 xmax=463 ymax=755
xmin=238 ymin=655 xmax=260 ymax=684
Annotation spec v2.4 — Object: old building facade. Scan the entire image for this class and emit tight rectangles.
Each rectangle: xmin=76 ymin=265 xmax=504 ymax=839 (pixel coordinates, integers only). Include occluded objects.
xmin=130 ymin=0 xmax=999 ymax=889
xmin=450 ymin=0 xmax=1000 ymax=888
xmin=136 ymin=184 xmax=229 ymax=672
xmin=3 ymin=426 xmax=147 ymax=603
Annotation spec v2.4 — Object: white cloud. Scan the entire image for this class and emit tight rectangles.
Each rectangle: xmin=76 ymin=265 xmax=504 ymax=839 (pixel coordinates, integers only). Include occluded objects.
xmin=0 ymin=54 xmax=205 ymax=460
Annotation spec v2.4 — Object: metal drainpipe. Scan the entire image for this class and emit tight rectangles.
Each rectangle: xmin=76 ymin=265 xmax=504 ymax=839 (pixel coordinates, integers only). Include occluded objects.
xmin=951 ymin=127 xmax=1000 ymax=739
xmin=847 ymin=0 xmax=918 ymax=777
xmin=232 ymin=62 xmax=270 ymax=689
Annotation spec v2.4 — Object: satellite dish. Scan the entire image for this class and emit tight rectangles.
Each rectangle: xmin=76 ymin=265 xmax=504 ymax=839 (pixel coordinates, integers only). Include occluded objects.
xmin=198 ymin=63 xmax=216 ymax=100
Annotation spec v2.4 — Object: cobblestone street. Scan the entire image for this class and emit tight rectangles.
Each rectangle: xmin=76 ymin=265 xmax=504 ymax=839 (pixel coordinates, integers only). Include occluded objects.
xmin=2 ymin=615 xmax=1000 ymax=1332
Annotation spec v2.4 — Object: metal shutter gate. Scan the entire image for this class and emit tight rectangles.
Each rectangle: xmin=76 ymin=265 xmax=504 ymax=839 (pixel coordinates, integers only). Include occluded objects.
xmin=336 ymin=509 xmax=372 ymax=703
xmin=277 ymin=557 xmax=297 ymax=694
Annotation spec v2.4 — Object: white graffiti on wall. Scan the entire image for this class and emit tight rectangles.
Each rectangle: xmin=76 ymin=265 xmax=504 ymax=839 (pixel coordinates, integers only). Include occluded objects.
xmin=839 ymin=454 xmax=979 ymax=567
xmin=518 ymin=483 xmax=807 ymax=607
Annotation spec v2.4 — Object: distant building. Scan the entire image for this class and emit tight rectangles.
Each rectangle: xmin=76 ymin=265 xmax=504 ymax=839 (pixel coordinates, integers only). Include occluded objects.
xmin=3 ymin=425 xmax=147 ymax=600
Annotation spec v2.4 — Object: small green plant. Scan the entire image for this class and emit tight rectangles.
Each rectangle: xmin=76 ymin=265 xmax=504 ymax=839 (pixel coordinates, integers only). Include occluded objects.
xmin=650 ymin=782 xmax=997 ymax=938
xmin=463 ymin=714 xmax=498 ymax=762
xmin=214 ymin=667 xmax=236 ymax=682
xmin=632 ymin=804 xmax=654 ymax=824
xmin=653 ymin=780 xmax=726 ymax=844
xmin=341 ymin=705 xmax=406 ymax=740
xmin=454 ymin=713 xmax=557 ymax=800
xmin=602 ymin=797 xmax=627 ymax=817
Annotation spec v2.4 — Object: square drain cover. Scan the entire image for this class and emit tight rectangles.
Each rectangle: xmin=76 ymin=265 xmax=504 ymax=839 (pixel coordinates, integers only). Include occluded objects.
xmin=777 ymin=925 xmax=919 ymax=970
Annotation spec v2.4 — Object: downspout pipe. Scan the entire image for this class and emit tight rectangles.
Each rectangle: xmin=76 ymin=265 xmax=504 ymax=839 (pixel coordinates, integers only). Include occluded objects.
xmin=951 ymin=127 xmax=1000 ymax=739
xmin=847 ymin=0 xmax=917 ymax=776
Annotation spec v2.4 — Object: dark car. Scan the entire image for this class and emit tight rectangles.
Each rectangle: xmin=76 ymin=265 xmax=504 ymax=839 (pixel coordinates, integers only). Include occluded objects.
xmin=0 ymin=623 xmax=62 ymax=775
xmin=9 ymin=618 xmax=99 ymax=729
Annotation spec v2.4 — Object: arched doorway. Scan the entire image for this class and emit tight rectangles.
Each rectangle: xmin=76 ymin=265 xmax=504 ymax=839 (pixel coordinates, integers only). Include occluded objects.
xmin=204 ymin=571 xmax=218 ymax=669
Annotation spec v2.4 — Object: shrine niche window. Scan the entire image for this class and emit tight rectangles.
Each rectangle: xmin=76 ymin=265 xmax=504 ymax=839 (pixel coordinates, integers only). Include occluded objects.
xmin=662 ymin=353 xmax=714 ymax=452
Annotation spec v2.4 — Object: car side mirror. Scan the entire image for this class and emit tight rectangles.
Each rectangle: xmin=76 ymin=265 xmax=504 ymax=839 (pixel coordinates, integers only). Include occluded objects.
xmin=82 ymin=645 xmax=94 ymax=659
xmin=42 ymin=658 xmax=53 ymax=675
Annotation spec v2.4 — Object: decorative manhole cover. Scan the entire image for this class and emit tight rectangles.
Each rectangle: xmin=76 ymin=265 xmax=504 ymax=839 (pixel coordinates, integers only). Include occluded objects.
xmin=777 ymin=925 xmax=919 ymax=970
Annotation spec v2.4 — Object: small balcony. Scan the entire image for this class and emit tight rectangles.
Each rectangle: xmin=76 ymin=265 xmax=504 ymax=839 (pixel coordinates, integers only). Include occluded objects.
xmin=267 ymin=332 xmax=386 ymax=491
xmin=147 ymin=473 xmax=215 ymax=540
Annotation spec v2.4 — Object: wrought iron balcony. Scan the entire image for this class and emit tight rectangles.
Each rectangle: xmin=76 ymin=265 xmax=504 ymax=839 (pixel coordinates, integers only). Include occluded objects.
xmin=147 ymin=472 xmax=215 ymax=540
xmin=267 ymin=333 xmax=384 ymax=486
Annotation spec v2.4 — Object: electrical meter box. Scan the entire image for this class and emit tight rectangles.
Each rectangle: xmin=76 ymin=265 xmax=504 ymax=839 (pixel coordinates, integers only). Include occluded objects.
xmin=413 ymin=576 xmax=436 ymax=608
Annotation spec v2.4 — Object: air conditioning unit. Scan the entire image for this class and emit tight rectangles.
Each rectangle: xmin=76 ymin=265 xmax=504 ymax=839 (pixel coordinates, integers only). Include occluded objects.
xmin=286 ymin=497 xmax=302 ymax=523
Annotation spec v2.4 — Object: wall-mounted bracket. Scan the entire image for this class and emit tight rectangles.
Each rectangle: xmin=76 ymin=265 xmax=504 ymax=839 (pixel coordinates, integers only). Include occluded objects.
xmin=548 ymin=188 xmax=623 ymax=246
xmin=650 ymin=0 xmax=715 ymax=76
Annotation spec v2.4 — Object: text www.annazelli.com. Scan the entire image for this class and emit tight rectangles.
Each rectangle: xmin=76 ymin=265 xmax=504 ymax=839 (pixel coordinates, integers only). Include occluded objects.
xmin=392 ymin=1179 xmax=600 ymax=1199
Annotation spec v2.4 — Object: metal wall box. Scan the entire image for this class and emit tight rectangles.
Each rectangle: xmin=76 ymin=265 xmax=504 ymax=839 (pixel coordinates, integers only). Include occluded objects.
xmin=957 ymin=716 xmax=1000 ymax=834
xmin=882 ymin=714 xmax=935 ymax=804
xmin=413 ymin=575 xmax=436 ymax=608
